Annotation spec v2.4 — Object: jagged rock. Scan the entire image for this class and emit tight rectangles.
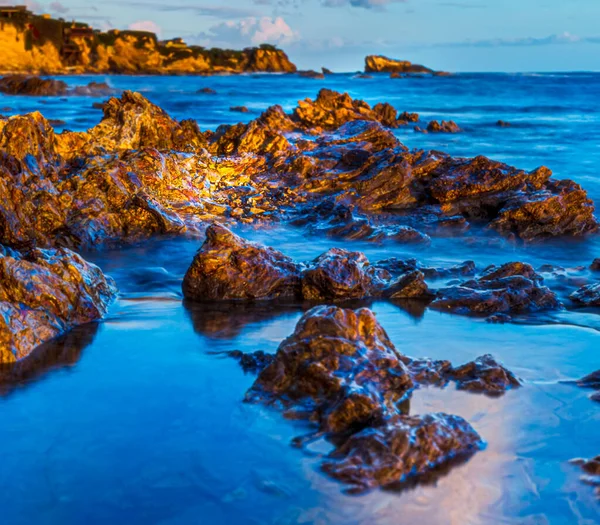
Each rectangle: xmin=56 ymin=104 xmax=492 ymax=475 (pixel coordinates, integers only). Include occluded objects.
xmin=182 ymin=224 xmax=301 ymax=302
xmin=415 ymin=120 xmax=462 ymax=133
xmin=384 ymin=271 xmax=432 ymax=299
xmin=228 ymin=350 xmax=274 ymax=373
xmin=322 ymin=67 xmax=333 ymax=75
xmin=431 ymin=262 xmax=561 ymax=315
xmin=0 ymin=245 xmax=116 ymax=363
xmin=247 ymin=306 xmax=415 ymax=433
xmin=364 ymin=55 xmax=435 ymax=74
xmin=402 ymin=356 xmax=452 ymax=385
xmin=322 ymin=413 xmax=483 ymax=492
xmin=301 ymin=249 xmax=388 ymax=301
xmin=398 ymin=111 xmax=420 ymax=123
xmin=447 ymin=354 xmax=521 ymax=395
xmin=570 ymin=283 xmax=600 ymax=306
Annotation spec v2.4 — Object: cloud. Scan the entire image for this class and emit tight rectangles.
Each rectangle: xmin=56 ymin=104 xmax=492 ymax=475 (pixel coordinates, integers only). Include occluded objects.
xmin=195 ymin=16 xmax=299 ymax=48
xmin=117 ymin=2 xmax=260 ymax=19
xmin=322 ymin=0 xmax=405 ymax=7
xmin=49 ymin=1 xmax=69 ymax=14
xmin=128 ymin=20 xmax=162 ymax=36
xmin=441 ymin=32 xmax=589 ymax=48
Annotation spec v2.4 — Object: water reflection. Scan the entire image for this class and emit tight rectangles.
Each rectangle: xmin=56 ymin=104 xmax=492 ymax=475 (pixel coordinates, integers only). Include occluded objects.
xmin=0 ymin=323 xmax=99 ymax=396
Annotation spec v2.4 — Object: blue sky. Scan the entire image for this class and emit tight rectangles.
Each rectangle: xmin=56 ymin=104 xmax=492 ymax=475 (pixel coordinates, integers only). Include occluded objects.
xmin=8 ymin=0 xmax=600 ymax=71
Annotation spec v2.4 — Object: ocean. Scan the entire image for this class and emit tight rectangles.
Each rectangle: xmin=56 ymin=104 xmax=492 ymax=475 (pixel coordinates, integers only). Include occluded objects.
xmin=0 ymin=73 xmax=599 ymax=524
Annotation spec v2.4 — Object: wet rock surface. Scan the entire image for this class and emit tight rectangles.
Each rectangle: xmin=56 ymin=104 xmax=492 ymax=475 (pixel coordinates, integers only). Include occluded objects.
xmin=0 ymin=245 xmax=116 ymax=363
xmin=245 ymin=305 xmax=485 ymax=491
xmin=416 ymin=120 xmax=462 ymax=133
xmin=447 ymin=354 xmax=521 ymax=395
xmin=571 ymin=370 xmax=600 ymax=402
xmin=0 ymin=89 xmax=595 ymax=254
xmin=571 ymin=456 xmax=600 ymax=497
xmin=431 ymin=262 xmax=561 ymax=315
xmin=570 ymin=283 xmax=600 ymax=306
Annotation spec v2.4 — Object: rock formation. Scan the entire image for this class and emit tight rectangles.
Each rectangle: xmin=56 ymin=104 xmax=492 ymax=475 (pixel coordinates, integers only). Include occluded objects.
xmin=245 ymin=305 xmax=486 ymax=491
xmin=364 ymin=55 xmax=437 ymax=75
xmin=0 ymin=76 xmax=114 ymax=97
xmin=0 ymin=9 xmax=296 ymax=75
xmin=0 ymin=245 xmax=116 ymax=363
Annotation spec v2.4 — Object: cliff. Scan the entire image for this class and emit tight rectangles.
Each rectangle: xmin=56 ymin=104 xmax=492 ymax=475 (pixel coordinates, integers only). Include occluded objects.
xmin=0 ymin=9 xmax=296 ymax=75
xmin=364 ymin=55 xmax=438 ymax=74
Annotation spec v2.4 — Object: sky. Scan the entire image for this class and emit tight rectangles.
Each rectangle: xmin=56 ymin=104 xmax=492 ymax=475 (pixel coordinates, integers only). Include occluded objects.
xmin=6 ymin=0 xmax=600 ymax=71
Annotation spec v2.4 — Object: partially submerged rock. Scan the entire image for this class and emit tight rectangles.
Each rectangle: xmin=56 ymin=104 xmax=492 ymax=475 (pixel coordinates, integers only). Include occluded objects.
xmin=571 ymin=456 xmax=600 ymax=498
xmin=447 ymin=354 xmax=521 ymax=395
xmin=322 ymin=412 xmax=483 ymax=492
xmin=182 ymin=226 xmax=433 ymax=303
xmin=570 ymin=283 xmax=600 ymax=306
xmin=364 ymin=55 xmax=436 ymax=75
xmin=570 ymin=370 xmax=600 ymax=403
xmin=0 ymin=246 xmax=116 ymax=363
xmin=245 ymin=305 xmax=484 ymax=491
xmin=0 ymin=76 xmax=114 ymax=97
xmin=182 ymin=224 xmax=301 ymax=302
xmin=431 ymin=262 xmax=561 ymax=316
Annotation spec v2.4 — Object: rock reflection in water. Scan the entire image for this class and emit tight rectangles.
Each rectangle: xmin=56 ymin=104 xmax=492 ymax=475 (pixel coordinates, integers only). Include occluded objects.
xmin=0 ymin=322 xmax=99 ymax=395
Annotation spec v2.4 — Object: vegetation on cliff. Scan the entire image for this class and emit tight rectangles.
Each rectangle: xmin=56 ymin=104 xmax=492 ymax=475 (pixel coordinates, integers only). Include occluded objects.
xmin=0 ymin=7 xmax=296 ymax=74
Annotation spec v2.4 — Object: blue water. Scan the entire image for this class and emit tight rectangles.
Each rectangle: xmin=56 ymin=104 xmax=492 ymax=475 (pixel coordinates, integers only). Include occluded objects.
xmin=1 ymin=74 xmax=599 ymax=524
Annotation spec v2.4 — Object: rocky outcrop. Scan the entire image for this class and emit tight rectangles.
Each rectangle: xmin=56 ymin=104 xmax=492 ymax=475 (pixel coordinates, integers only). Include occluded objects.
xmin=182 ymin=226 xmax=433 ymax=303
xmin=364 ymin=55 xmax=436 ymax=75
xmin=0 ymin=76 xmax=114 ymax=97
xmin=570 ymin=370 xmax=600 ymax=403
xmin=0 ymin=245 xmax=116 ymax=363
xmin=431 ymin=262 xmax=561 ymax=316
xmin=0 ymin=12 xmax=296 ymax=75
xmin=0 ymin=90 xmax=596 ymax=255
xmin=245 ymin=305 xmax=484 ymax=492
xmin=570 ymin=283 xmax=600 ymax=306
xmin=415 ymin=120 xmax=462 ymax=133
xmin=182 ymin=224 xmax=301 ymax=302
xmin=447 ymin=354 xmax=521 ymax=395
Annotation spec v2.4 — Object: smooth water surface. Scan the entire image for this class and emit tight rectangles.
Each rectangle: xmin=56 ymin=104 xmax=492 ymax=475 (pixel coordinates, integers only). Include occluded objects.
xmin=1 ymin=74 xmax=599 ymax=524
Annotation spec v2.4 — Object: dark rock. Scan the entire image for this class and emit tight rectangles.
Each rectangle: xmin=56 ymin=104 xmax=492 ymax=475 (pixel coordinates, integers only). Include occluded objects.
xmin=591 ymin=259 xmax=600 ymax=271
xmin=431 ymin=262 xmax=561 ymax=316
xmin=71 ymin=82 xmax=115 ymax=97
xmin=197 ymin=87 xmax=217 ymax=94
xmin=301 ymin=249 xmax=388 ymax=301
xmin=447 ymin=354 xmax=521 ymax=395
xmin=182 ymin=224 xmax=302 ymax=302
xmin=298 ymin=70 xmax=325 ymax=79
xmin=230 ymin=106 xmax=249 ymax=113
xmin=228 ymin=350 xmax=274 ymax=373
xmin=0 ymin=246 xmax=116 ymax=363
xmin=496 ymin=120 xmax=511 ymax=128
xmin=322 ymin=67 xmax=334 ymax=75
xmin=247 ymin=306 xmax=415 ymax=433
xmin=416 ymin=120 xmax=462 ymax=133
xmin=384 ymin=270 xmax=432 ymax=299
xmin=0 ymin=75 xmax=69 ymax=96
xmin=398 ymin=111 xmax=420 ymax=123
xmin=570 ymin=283 xmax=600 ymax=306
xmin=486 ymin=313 xmax=512 ymax=324
xmin=571 ymin=456 xmax=600 ymax=498
xmin=322 ymin=413 xmax=483 ymax=492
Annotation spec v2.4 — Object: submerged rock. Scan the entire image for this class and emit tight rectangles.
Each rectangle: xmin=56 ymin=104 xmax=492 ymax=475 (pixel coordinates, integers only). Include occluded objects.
xmin=230 ymin=106 xmax=249 ymax=113
xmin=182 ymin=224 xmax=301 ymax=302
xmin=591 ymin=259 xmax=600 ymax=271
xmin=0 ymin=246 xmax=116 ymax=363
xmin=415 ymin=120 xmax=462 ymax=133
xmin=228 ymin=350 xmax=274 ymax=373
xmin=571 ymin=369 xmax=600 ymax=403
xmin=431 ymin=262 xmax=561 ymax=316
xmin=447 ymin=354 xmax=521 ymax=395
xmin=246 ymin=305 xmax=484 ymax=491
xmin=0 ymin=76 xmax=114 ymax=97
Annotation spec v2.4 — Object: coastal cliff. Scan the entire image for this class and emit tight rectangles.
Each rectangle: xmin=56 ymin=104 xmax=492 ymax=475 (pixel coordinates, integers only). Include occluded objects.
xmin=0 ymin=7 xmax=296 ymax=75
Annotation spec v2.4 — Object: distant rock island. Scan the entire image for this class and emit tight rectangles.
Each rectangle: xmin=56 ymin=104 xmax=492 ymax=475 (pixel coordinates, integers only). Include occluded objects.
xmin=0 ymin=5 xmax=297 ymax=75
xmin=365 ymin=55 xmax=447 ymax=76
